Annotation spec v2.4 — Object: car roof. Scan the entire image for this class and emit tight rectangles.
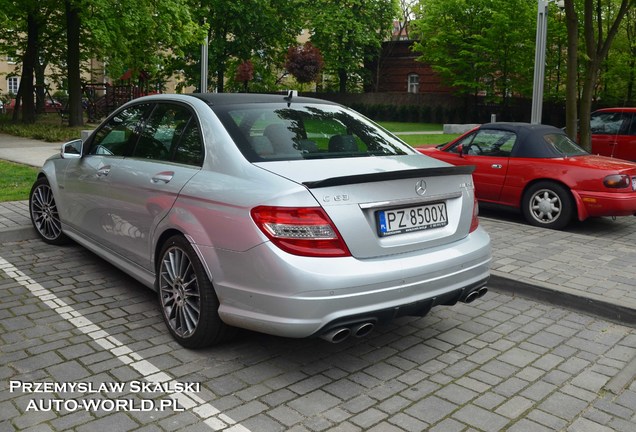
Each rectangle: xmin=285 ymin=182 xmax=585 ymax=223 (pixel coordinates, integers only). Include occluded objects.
xmin=479 ymin=122 xmax=561 ymax=135
xmin=185 ymin=92 xmax=335 ymax=106
xmin=593 ymin=107 xmax=636 ymax=113
xmin=477 ymin=122 xmax=574 ymax=158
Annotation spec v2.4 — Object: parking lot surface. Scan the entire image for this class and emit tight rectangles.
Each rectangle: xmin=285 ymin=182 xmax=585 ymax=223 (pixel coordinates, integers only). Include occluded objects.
xmin=2 ymin=234 xmax=636 ymax=431
xmin=1 ymin=132 xmax=636 ymax=430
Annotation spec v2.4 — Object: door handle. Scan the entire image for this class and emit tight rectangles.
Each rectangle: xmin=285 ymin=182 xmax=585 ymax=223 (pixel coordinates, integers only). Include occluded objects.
xmin=152 ymin=171 xmax=174 ymax=184
xmin=97 ymin=166 xmax=111 ymax=177
xmin=491 ymin=164 xmax=502 ymax=169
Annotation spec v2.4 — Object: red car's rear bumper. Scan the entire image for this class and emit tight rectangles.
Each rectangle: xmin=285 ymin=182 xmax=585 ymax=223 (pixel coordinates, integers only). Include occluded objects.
xmin=573 ymin=189 xmax=636 ymax=220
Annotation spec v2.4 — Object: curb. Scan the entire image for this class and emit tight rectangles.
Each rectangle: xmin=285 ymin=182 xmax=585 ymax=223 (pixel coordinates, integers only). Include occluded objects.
xmin=0 ymin=226 xmax=38 ymax=243
xmin=489 ymin=272 xmax=636 ymax=326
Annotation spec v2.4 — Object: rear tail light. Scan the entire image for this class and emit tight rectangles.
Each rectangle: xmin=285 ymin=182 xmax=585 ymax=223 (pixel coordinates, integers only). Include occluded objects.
xmin=603 ymin=174 xmax=631 ymax=189
xmin=251 ymin=206 xmax=351 ymax=257
xmin=470 ymin=195 xmax=480 ymax=233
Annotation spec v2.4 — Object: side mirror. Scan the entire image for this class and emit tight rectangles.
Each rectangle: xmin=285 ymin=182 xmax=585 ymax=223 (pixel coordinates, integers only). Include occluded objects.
xmin=456 ymin=144 xmax=465 ymax=158
xmin=61 ymin=139 xmax=83 ymax=159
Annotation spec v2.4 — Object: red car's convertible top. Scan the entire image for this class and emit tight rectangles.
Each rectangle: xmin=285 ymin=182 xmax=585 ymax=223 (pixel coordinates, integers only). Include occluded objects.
xmin=418 ymin=122 xmax=636 ymax=229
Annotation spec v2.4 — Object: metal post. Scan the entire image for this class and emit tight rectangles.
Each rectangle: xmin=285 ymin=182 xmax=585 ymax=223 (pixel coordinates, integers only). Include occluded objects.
xmin=531 ymin=1 xmax=549 ymax=124
xmin=200 ymin=35 xmax=208 ymax=93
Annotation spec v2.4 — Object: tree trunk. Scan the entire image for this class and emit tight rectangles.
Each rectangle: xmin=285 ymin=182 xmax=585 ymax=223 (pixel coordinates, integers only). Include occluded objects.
xmin=338 ymin=68 xmax=347 ymax=93
xmin=578 ymin=0 xmax=631 ymax=151
xmin=217 ymin=65 xmax=224 ymax=93
xmin=628 ymin=57 xmax=635 ymax=104
xmin=35 ymin=61 xmax=47 ymax=114
xmin=65 ymin=0 xmax=83 ymax=127
xmin=19 ymin=12 xmax=38 ymax=124
xmin=564 ymin=0 xmax=579 ymax=141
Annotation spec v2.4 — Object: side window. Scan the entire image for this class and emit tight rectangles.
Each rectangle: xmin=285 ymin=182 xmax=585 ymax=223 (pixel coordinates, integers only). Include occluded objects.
xmin=446 ymin=133 xmax=475 ymax=154
xmin=89 ymin=104 xmax=149 ymax=156
xmin=591 ymin=112 xmax=625 ymax=135
xmin=173 ymin=121 xmax=204 ymax=166
xmin=466 ymin=130 xmax=516 ymax=156
xmin=132 ymin=103 xmax=192 ymax=161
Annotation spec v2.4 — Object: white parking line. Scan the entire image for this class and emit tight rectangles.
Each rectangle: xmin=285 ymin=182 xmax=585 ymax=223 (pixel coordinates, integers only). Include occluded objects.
xmin=0 ymin=256 xmax=251 ymax=432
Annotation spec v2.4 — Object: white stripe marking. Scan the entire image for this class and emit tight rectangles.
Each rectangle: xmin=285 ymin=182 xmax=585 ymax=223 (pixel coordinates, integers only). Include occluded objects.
xmin=0 ymin=256 xmax=251 ymax=432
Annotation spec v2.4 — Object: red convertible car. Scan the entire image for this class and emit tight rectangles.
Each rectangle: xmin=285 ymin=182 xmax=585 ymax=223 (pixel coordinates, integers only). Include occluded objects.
xmin=418 ymin=123 xmax=636 ymax=229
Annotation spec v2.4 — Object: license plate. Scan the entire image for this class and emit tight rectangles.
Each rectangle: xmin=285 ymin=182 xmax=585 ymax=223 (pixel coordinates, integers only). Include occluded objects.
xmin=377 ymin=202 xmax=448 ymax=236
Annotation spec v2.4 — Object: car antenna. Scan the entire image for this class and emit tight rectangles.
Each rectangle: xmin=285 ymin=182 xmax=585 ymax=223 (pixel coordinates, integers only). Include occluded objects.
xmin=284 ymin=90 xmax=297 ymax=107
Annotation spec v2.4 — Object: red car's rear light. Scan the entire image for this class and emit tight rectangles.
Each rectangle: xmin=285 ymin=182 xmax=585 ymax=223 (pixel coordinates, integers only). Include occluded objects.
xmin=470 ymin=195 xmax=480 ymax=233
xmin=251 ymin=206 xmax=351 ymax=257
xmin=603 ymin=174 xmax=631 ymax=189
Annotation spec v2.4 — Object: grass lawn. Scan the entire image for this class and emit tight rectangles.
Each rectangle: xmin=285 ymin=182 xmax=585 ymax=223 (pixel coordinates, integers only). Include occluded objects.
xmin=0 ymin=160 xmax=38 ymax=202
xmin=377 ymin=121 xmax=443 ymax=133
xmin=399 ymin=134 xmax=457 ymax=147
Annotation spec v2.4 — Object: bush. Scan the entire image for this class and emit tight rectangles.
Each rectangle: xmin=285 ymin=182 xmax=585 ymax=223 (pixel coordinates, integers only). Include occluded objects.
xmin=344 ymin=103 xmax=459 ymax=124
xmin=0 ymin=114 xmax=85 ymax=142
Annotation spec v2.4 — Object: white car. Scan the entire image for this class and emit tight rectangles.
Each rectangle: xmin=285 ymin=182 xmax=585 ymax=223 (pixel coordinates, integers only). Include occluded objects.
xmin=30 ymin=93 xmax=491 ymax=348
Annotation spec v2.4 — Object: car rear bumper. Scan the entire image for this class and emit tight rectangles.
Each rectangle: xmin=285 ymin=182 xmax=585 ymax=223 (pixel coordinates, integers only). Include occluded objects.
xmin=573 ymin=189 xmax=636 ymax=219
xmin=198 ymin=227 xmax=491 ymax=338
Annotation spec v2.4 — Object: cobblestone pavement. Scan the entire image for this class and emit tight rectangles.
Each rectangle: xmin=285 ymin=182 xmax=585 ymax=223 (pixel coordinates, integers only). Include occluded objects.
xmin=480 ymin=208 xmax=636 ymax=320
xmin=2 ymin=238 xmax=636 ymax=431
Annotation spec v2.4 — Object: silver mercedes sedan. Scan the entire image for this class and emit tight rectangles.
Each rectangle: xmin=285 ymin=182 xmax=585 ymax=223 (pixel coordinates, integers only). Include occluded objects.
xmin=30 ymin=93 xmax=491 ymax=348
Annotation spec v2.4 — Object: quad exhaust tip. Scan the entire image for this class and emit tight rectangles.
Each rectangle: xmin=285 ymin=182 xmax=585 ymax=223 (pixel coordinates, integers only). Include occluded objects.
xmin=319 ymin=286 xmax=489 ymax=343
xmin=463 ymin=286 xmax=488 ymax=303
xmin=320 ymin=321 xmax=375 ymax=343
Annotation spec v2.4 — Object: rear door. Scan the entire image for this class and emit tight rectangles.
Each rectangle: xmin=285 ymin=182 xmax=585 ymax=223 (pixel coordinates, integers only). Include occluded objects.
xmin=590 ymin=110 xmax=636 ymax=161
xmin=611 ymin=112 xmax=636 ymax=161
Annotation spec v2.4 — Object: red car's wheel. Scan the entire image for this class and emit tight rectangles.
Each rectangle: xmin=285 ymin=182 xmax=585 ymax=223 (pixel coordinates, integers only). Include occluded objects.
xmin=522 ymin=181 xmax=574 ymax=230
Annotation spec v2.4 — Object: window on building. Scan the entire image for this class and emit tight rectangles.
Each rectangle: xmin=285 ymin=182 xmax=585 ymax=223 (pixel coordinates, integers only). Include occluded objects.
xmin=7 ymin=77 xmax=19 ymax=95
xmin=407 ymin=74 xmax=419 ymax=94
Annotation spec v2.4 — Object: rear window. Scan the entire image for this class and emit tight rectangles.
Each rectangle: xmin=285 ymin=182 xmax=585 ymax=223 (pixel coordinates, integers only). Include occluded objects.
xmin=543 ymin=133 xmax=588 ymax=157
xmin=213 ymin=103 xmax=416 ymax=161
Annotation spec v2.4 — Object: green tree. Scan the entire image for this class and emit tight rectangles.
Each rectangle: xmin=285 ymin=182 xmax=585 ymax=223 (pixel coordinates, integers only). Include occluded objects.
xmin=0 ymin=0 xmax=202 ymax=126
xmin=411 ymin=0 xmax=535 ymax=107
xmin=0 ymin=0 xmax=49 ymax=123
xmin=169 ymin=0 xmax=305 ymax=93
xmin=563 ymin=0 xmax=634 ymax=149
xmin=595 ymin=8 xmax=636 ymax=105
xmin=309 ymin=0 xmax=399 ymax=93
xmin=63 ymin=0 xmax=202 ymax=126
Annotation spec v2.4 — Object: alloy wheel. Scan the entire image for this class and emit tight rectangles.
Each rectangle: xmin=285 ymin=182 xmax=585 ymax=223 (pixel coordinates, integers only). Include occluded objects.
xmin=159 ymin=245 xmax=201 ymax=338
xmin=30 ymin=181 xmax=63 ymax=241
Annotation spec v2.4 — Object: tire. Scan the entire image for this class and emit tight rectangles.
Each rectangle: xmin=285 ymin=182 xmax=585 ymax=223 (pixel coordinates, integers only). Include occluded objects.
xmin=157 ymin=235 xmax=235 ymax=348
xmin=29 ymin=177 xmax=70 ymax=245
xmin=521 ymin=181 xmax=574 ymax=230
